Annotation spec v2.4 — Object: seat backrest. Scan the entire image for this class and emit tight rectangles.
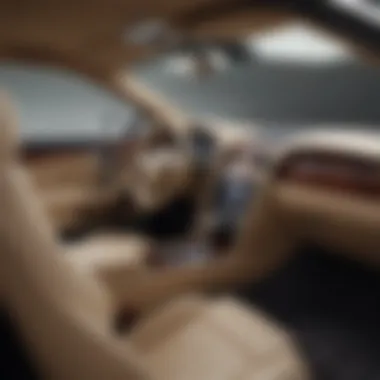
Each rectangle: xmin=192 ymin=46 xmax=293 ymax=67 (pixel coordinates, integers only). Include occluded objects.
xmin=0 ymin=93 xmax=149 ymax=380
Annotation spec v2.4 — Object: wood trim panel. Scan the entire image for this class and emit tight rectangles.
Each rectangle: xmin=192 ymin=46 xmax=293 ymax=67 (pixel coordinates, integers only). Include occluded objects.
xmin=276 ymin=151 xmax=380 ymax=199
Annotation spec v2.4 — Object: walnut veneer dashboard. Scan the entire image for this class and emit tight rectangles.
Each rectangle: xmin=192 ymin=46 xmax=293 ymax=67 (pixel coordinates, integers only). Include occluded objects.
xmin=277 ymin=150 xmax=380 ymax=198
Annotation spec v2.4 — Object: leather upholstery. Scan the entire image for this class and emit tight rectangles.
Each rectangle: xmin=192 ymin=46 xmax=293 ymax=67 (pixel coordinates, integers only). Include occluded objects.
xmin=27 ymin=148 xmax=109 ymax=231
xmin=131 ymin=295 xmax=307 ymax=380
xmin=42 ymin=187 xmax=112 ymax=230
xmin=0 ymin=92 xmax=309 ymax=379
xmin=67 ymin=233 xmax=151 ymax=279
xmin=277 ymin=128 xmax=380 ymax=161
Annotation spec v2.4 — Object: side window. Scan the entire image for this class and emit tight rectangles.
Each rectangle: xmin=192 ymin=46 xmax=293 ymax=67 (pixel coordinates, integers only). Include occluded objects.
xmin=0 ymin=63 xmax=132 ymax=144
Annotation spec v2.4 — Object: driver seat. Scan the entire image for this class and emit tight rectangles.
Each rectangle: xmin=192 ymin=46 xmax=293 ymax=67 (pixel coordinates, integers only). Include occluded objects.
xmin=0 ymin=92 xmax=309 ymax=379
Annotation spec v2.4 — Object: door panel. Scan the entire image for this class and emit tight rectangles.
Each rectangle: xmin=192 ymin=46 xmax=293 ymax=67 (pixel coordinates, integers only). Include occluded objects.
xmin=24 ymin=145 xmax=102 ymax=231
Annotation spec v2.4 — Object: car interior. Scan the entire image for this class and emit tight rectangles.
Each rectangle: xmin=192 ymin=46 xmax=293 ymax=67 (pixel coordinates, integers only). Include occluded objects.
xmin=1 ymin=2 xmax=380 ymax=380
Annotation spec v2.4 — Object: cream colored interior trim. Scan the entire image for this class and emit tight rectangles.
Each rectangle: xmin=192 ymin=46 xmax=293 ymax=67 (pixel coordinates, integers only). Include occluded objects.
xmin=271 ymin=127 xmax=380 ymax=265
xmin=274 ymin=182 xmax=380 ymax=265
xmin=118 ymin=74 xmax=189 ymax=135
xmin=277 ymin=128 xmax=380 ymax=161
xmin=275 ymin=182 xmax=380 ymax=224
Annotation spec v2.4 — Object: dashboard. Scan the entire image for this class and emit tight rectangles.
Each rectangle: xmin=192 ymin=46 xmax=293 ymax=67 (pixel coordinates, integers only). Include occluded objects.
xmin=277 ymin=150 xmax=380 ymax=198
xmin=186 ymin=121 xmax=380 ymax=258
xmin=177 ymin=119 xmax=380 ymax=262
xmin=270 ymin=129 xmax=380 ymax=264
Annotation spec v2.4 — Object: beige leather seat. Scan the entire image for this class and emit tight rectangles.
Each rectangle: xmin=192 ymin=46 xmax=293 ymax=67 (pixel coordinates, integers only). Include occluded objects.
xmin=131 ymin=295 xmax=307 ymax=380
xmin=0 ymin=93 xmax=309 ymax=380
xmin=24 ymin=145 xmax=150 ymax=274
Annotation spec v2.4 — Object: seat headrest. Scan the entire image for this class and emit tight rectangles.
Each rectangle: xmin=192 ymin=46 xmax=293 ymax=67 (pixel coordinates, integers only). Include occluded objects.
xmin=0 ymin=92 xmax=19 ymax=164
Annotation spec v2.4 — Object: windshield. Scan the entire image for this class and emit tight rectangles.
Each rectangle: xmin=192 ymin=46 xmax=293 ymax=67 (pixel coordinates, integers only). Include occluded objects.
xmin=3 ymin=21 xmax=380 ymax=145
xmin=132 ymin=22 xmax=380 ymax=134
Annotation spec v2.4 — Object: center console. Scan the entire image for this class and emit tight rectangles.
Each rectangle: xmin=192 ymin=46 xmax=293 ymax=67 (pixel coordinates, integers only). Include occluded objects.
xmin=146 ymin=157 xmax=261 ymax=268
xmin=210 ymin=169 xmax=256 ymax=245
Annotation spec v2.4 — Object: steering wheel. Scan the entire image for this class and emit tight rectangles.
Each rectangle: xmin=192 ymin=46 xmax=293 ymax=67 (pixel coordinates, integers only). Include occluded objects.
xmin=122 ymin=147 xmax=192 ymax=211
xmin=98 ymin=113 xmax=194 ymax=213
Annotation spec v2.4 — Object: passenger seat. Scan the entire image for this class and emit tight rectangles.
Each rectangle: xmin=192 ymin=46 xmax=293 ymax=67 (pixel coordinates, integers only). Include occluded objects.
xmin=131 ymin=295 xmax=307 ymax=380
